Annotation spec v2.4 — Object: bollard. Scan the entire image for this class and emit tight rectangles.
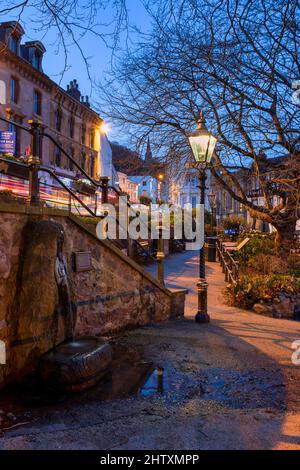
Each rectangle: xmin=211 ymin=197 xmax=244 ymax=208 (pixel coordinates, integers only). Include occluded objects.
xmin=206 ymin=236 xmax=217 ymax=262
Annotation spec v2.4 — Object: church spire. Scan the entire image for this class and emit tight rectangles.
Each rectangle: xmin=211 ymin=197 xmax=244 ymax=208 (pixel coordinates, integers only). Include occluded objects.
xmin=145 ymin=137 xmax=153 ymax=161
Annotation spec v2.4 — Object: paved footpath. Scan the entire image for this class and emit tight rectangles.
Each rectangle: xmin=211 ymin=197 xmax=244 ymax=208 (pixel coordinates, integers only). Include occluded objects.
xmin=1 ymin=251 xmax=300 ymax=449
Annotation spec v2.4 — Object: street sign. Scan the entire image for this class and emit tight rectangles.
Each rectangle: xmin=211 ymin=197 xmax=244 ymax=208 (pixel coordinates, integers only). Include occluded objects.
xmin=236 ymin=237 xmax=251 ymax=251
xmin=0 ymin=131 xmax=16 ymax=155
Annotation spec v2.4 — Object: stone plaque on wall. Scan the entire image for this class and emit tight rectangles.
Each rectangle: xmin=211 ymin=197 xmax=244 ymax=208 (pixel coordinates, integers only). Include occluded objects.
xmin=73 ymin=251 xmax=92 ymax=272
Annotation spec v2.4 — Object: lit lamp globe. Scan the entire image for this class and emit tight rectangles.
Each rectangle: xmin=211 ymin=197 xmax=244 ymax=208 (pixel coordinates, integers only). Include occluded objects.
xmin=188 ymin=113 xmax=217 ymax=165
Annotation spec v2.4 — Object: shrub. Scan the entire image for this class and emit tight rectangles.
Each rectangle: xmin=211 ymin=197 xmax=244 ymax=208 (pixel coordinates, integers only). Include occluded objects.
xmin=287 ymin=254 xmax=300 ymax=277
xmin=223 ymin=215 xmax=246 ymax=232
xmin=234 ymin=232 xmax=276 ymax=266
xmin=139 ymin=195 xmax=152 ymax=206
xmin=225 ymin=274 xmax=300 ymax=310
xmin=205 ymin=223 xmax=216 ymax=236
xmin=247 ymin=253 xmax=289 ymax=275
xmin=78 ymin=216 xmax=103 ymax=226
xmin=0 ymin=189 xmax=17 ymax=202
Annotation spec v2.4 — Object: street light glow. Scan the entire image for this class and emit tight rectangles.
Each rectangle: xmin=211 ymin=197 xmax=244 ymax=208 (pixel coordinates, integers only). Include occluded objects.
xmin=188 ymin=113 xmax=217 ymax=165
xmin=100 ymin=122 xmax=110 ymax=134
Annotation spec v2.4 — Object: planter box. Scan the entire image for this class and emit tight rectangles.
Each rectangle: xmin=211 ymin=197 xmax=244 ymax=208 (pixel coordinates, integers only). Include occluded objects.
xmin=0 ymin=158 xmax=30 ymax=180
xmin=73 ymin=181 xmax=96 ymax=196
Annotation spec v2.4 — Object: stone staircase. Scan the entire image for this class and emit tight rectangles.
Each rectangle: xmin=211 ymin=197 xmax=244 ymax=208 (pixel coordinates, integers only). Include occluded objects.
xmin=0 ymin=203 xmax=187 ymax=387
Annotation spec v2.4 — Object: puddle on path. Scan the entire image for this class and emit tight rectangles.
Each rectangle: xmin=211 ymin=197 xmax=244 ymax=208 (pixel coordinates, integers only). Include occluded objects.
xmin=140 ymin=367 xmax=166 ymax=397
xmin=0 ymin=342 xmax=287 ymax=433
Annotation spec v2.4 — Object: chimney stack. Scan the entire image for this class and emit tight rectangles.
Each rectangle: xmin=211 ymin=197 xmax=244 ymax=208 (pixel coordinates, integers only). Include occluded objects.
xmin=66 ymin=79 xmax=81 ymax=101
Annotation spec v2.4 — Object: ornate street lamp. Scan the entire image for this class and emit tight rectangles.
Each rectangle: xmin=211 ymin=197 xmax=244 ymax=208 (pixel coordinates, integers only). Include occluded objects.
xmin=208 ymin=190 xmax=217 ymax=231
xmin=188 ymin=112 xmax=217 ymax=323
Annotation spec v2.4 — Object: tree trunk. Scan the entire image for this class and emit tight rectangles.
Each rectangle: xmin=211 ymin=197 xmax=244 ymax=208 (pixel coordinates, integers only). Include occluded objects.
xmin=274 ymin=224 xmax=297 ymax=255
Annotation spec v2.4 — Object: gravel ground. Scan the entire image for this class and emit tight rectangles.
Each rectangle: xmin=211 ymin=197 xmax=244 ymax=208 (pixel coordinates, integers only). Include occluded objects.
xmin=0 ymin=252 xmax=300 ymax=450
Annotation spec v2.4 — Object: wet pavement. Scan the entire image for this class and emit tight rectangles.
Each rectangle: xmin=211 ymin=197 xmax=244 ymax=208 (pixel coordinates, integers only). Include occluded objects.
xmin=0 ymin=251 xmax=300 ymax=449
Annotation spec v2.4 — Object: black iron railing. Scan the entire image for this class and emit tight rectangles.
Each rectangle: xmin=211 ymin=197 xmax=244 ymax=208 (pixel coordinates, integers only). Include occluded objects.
xmin=0 ymin=115 xmax=162 ymax=280
xmin=216 ymin=239 xmax=240 ymax=284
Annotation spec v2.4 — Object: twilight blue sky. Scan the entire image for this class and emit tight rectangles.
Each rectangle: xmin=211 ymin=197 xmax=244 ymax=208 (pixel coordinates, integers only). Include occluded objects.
xmin=1 ymin=0 xmax=152 ymax=143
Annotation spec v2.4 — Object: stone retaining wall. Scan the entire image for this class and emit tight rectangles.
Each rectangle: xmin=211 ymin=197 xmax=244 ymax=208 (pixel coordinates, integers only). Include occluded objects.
xmin=0 ymin=206 xmax=186 ymax=387
xmin=253 ymin=291 xmax=300 ymax=320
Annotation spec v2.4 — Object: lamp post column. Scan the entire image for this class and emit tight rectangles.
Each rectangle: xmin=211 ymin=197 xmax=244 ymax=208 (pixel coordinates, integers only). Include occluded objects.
xmin=195 ymin=168 xmax=210 ymax=324
xmin=156 ymin=222 xmax=165 ymax=286
xmin=28 ymin=120 xmax=41 ymax=206
xmin=100 ymin=176 xmax=109 ymax=204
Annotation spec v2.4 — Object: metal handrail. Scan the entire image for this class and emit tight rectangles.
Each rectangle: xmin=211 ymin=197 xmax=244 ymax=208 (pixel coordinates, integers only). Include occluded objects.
xmin=40 ymin=167 xmax=157 ymax=261
xmin=42 ymin=131 xmax=100 ymax=187
xmin=0 ymin=114 xmax=161 ymax=268
xmin=0 ymin=114 xmax=151 ymax=231
xmin=216 ymin=239 xmax=239 ymax=284
xmin=40 ymin=167 xmax=97 ymax=217
xmin=0 ymin=156 xmax=157 ymax=264
xmin=0 ymin=114 xmax=33 ymax=132
xmin=0 ymin=114 xmax=106 ymax=189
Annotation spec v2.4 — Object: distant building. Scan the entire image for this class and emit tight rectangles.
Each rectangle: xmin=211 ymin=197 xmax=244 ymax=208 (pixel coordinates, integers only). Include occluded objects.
xmin=112 ymin=138 xmax=168 ymax=203
xmin=210 ymin=169 xmax=249 ymax=228
xmin=168 ymin=166 xmax=204 ymax=208
xmin=116 ymin=171 xmax=139 ymax=202
xmin=210 ymin=155 xmax=298 ymax=233
xmin=127 ymin=178 xmax=139 ymax=202
xmin=129 ymin=175 xmax=158 ymax=202
xmin=0 ymin=20 xmax=113 ymax=186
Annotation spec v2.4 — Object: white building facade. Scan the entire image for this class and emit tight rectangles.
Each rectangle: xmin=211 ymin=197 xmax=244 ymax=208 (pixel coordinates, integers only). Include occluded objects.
xmin=129 ymin=175 xmax=158 ymax=202
xmin=116 ymin=171 xmax=139 ymax=202
xmin=168 ymin=168 xmax=201 ymax=208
